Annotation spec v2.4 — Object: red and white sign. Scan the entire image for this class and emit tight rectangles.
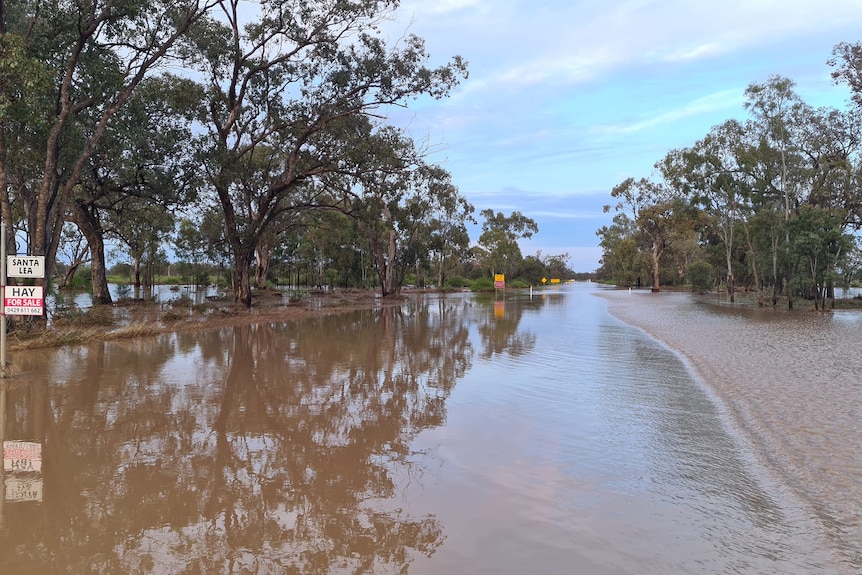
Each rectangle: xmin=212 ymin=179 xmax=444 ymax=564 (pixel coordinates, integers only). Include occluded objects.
xmin=3 ymin=285 xmax=44 ymax=316
xmin=3 ymin=441 xmax=42 ymax=473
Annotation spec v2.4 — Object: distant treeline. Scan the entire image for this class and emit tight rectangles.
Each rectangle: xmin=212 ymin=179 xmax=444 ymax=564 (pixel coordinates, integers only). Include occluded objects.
xmin=596 ymin=42 xmax=862 ymax=309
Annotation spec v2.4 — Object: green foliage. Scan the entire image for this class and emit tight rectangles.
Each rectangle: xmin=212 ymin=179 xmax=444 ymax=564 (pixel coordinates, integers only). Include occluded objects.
xmin=63 ymin=267 xmax=93 ymax=290
xmin=477 ymin=210 xmax=539 ymax=279
xmin=108 ymin=263 xmax=133 ymax=279
xmin=687 ymin=261 xmax=715 ymax=293
xmin=470 ymin=278 xmax=495 ymax=291
xmin=508 ymin=278 xmax=531 ymax=289
xmin=115 ymin=283 xmax=132 ymax=299
xmin=444 ymin=276 xmax=470 ymax=288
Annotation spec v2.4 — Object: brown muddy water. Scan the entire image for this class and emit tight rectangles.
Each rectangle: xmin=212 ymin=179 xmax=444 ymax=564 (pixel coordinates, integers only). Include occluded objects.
xmin=0 ymin=283 xmax=858 ymax=574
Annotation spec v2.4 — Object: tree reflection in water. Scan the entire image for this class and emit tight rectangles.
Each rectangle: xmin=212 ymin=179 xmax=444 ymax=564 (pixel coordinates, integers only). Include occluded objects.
xmin=0 ymin=297 xmax=475 ymax=574
xmin=474 ymin=293 xmax=539 ymax=360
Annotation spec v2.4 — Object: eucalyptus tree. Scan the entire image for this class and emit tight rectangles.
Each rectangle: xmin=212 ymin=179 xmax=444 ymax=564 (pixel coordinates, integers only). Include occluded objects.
xmin=795 ymin=105 xmax=862 ymax=231
xmin=743 ymin=75 xmax=809 ymax=306
xmin=349 ymin=133 xmax=476 ymax=291
xmin=55 ymin=222 xmax=92 ymax=289
xmin=638 ymin=197 xmax=703 ymax=291
xmin=476 ymin=209 xmax=539 ymax=280
xmin=0 ymin=0 xmax=217 ymax=310
xmin=661 ymin=120 xmax=757 ymax=300
xmin=174 ymin=218 xmax=213 ymax=284
xmin=174 ymin=207 xmax=234 ymax=285
xmin=598 ymin=189 xmax=644 ymax=286
xmin=542 ymin=252 xmax=574 ymax=280
xmin=596 ymin=220 xmax=643 ymax=287
xmin=180 ymin=0 xmax=467 ymax=306
xmin=397 ymin=164 xmax=473 ymax=293
xmin=607 ymin=177 xmax=674 ymax=291
xmin=836 ymin=238 xmax=862 ymax=294
xmin=829 ymin=41 xmax=862 ymax=107
xmin=110 ymin=199 xmax=176 ymax=289
xmin=788 ymin=204 xmax=854 ymax=309
xmin=73 ymin=75 xmax=203 ymax=300
xmin=426 ymin=203 xmax=474 ymax=288
xmin=332 ymin=129 xmax=472 ymax=296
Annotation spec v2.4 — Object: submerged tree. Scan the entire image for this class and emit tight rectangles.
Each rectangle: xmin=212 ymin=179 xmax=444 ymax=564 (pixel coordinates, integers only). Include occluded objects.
xmin=325 ymin=127 xmax=472 ymax=296
xmin=0 ymin=0 xmax=217 ymax=316
xmin=180 ymin=0 xmax=467 ymax=306
xmin=661 ymin=120 xmax=755 ymax=300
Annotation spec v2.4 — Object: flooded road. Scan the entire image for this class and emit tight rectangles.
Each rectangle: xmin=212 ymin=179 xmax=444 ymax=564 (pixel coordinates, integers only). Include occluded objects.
xmin=0 ymin=284 xmax=858 ymax=574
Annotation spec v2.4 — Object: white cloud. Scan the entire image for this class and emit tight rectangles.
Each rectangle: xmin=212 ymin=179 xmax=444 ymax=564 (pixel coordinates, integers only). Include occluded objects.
xmin=593 ymin=90 xmax=746 ymax=136
xmin=529 ymin=210 xmax=606 ymax=220
xmin=397 ymin=0 xmax=488 ymax=16
xmin=664 ymin=43 xmax=724 ymax=63
xmin=406 ymin=0 xmax=862 ymax=93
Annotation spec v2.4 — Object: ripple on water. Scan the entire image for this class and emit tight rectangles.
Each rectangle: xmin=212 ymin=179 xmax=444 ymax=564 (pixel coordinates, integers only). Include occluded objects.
xmin=598 ymin=289 xmax=862 ymax=570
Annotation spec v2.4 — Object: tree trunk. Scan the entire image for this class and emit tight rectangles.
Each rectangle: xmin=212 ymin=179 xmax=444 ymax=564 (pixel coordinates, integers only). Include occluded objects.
xmin=58 ymin=262 xmax=81 ymax=290
xmin=90 ymin=242 xmax=111 ymax=304
xmin=437 ymin=252 xmax=444 ymax=289
xmin=740 ymin=221 xmax=760 ymax=291
xmin=233 ymin=251 xmax=253 ymax=307
xmin=723 ymin=229 xmax=735 ymax=301
xmin=133 ymin=256 xmax=142 ymax=289
xmin=771 ymin=235 xmax=779 ymax=306
xmin=144 ymin=244 xmax=156 ymax=288
xmin=0 ymin=131 xmax=13 ymax=256
xmin=255 ymin=244 xmax=271 ymax=289
xmin=385 ymin=227 xmax=398 ymax=295
xmin=362 ymin=208 xmax=401 ymax=298
xmin=71 ymin=202 xmax=112 ymax=304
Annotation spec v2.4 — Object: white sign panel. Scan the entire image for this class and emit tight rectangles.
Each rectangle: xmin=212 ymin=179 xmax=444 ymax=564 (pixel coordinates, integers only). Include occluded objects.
xmin=5 ymin=477 xmax=44 ymax=502
xmin=3 ymin=285 xmax=44 ymax=316
xmin=6 ymin=256 xmax=45 ymax=278
xmin=3 ymin=441 xmax=42 ymax=473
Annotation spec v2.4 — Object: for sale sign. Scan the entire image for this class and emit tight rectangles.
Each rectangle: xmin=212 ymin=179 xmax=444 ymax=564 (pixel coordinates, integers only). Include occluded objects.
xmin=3 ymin=441 xmax=42 ymax=473
xmin=3 ymin=285 xmax=44 ymax=316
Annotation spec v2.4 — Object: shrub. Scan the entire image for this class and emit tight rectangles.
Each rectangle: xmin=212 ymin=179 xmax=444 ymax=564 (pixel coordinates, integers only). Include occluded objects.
xmin=470 ymin=278 xmax=495 ymax=291
xmin=115 ymin=283 xmax=131 ymax=300
xmin=65 ymin=266 xmax=92 ymax=290
xmin=687 ymin=261 xmax=714 ymax=293
xmin=444 ymin=276 xmax=470 ymax=288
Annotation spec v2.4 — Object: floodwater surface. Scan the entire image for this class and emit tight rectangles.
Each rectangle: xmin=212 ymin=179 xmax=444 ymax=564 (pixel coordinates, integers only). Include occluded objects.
xmin=0 ymin=284 xmax=858 ymax=574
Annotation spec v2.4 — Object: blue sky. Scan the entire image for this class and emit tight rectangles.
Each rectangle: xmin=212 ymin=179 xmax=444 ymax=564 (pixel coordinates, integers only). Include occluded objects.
xmin=382 ymin=0 xmax=862 ymax=272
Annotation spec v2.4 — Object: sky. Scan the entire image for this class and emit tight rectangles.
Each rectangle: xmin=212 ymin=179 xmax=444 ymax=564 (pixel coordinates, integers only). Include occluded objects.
xmin=379 ymin=0 xmax=862 ymax=272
